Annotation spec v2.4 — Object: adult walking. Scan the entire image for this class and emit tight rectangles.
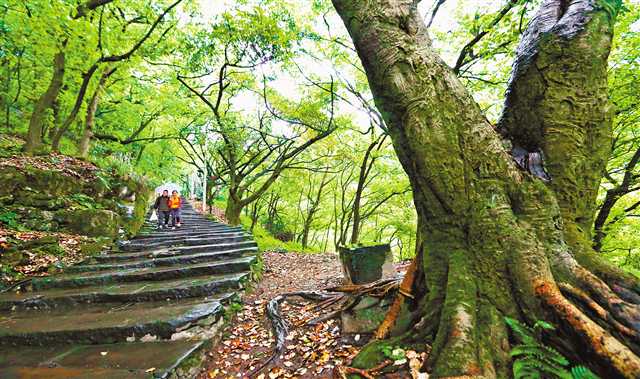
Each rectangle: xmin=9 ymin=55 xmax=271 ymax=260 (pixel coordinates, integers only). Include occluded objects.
xmin=153 ymin=190 xmax=171 ymax=229
xmin=169 ymin=190 xmax=182 ymax=229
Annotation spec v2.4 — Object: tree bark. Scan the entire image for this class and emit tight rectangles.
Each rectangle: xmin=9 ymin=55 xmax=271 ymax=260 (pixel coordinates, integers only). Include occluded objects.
xmin=77 ymin=66 xmax=115 ymax=158
xmin=332 ymin=0 xmax=640 ymax=377
xmin=301 ymin=171 xmax=331 ymax=249
xmin=23 ymin=50 xmax=65 ymax=155
xmin=225 ymin=195 xmax=243 ymax=226
xmin=51 ymin=64 xmax=99 ymax=152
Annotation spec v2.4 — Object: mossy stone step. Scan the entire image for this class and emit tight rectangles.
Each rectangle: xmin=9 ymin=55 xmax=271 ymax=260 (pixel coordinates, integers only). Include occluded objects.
xmin=122 ymin=234 xmax=250 ymax=251
xmin=32 ymin=256 xmax=257 ymax=290
xmin=70 ymin=248 xmax=257 ymax=273
xmin=131 ymin=230 xmax=234 ymax=241
xmin=0 ymin=300 xmax=223 ymax=346
xmin=93 ymin=243 xmax=257 ymax=263
xmin=136 ymin=225 xmax=243 ymax=237
xmin=0 ymin=340 xmax=204 ymax=378
xmin=172 ymin=241 xmax=258 ymax=254
xmin=0 ymin=273 xmax=243 ymax=310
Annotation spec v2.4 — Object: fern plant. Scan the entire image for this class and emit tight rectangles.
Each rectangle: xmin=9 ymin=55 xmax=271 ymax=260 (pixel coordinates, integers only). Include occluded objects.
xmin=505 ymin=317 xmax=600 ymax=379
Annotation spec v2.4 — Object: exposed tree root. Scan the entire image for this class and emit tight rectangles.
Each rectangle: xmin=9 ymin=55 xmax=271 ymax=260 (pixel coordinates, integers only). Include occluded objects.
xmin=535 ymin=280 xmax=640 ymax=378
xmin=375 ymin=257 xmax=418 ymax=339
xmin=250 ymin=282 xmax=402 ymax=376
xmin=248 ymin=291 xmax=336 ymax=376
xmin=333 ymin=359 xmax=392 ymax=379
xmin=559 ymin=282 xmax=640 ymax=344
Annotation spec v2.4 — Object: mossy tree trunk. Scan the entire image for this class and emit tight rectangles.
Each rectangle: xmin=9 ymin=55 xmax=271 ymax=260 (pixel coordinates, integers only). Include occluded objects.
xmin=332 ymin=0 xmax=640 ymax=377
xmin=23 ymin=49 xmax=65 ymax=155
xmin=225 ymin=193 xmax=243 ymax=226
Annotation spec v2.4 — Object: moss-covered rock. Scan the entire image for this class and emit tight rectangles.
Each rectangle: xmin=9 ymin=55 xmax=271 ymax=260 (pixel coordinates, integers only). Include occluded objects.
xmin=55 ymin=209 xmax=120 ymax=237
xmin=0 ymin=161 xmax=151 ymax=238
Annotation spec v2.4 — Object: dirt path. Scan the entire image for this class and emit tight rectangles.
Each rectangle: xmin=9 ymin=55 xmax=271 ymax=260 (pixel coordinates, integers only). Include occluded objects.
xmin=199 ymin=251 xmax=364 ymax=378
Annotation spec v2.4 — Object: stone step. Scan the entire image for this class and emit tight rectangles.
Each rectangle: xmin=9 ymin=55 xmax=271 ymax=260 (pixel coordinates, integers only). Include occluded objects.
xmin=32 ymin=256 xmax=257 ymax=290
xmin=122 ymin=233 xmax=250 ymax=251
xmin=0 ymin=274 xmax=243 ymax=310
xmin=71 ymin=248 xmax=257 ymax=273
xmin=133 ymin=229 xmax=234 ymax=240
xmin=0 ymin=300 xmax=223 ymax=346
xmin=172 ymin=241 xmax=258 ymax=255
xmin=141 ymin=222 xmax=239 ymax=235
xmin=0 ymin=341 xmax=203 ymax=379
xmin=130 ymin=230 xmax=246 ymax=243
xmin=96 ymin=242 xmax=258 ymax=263
xmin=137 ymin=225 xmax=243 ymax=237
xmin=0 ymin=340 xmax=203 ymax=379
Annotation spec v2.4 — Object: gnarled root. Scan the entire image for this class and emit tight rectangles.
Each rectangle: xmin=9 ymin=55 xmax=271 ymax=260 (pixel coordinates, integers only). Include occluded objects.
xmin=535 ymin=279 xmax=640 ymax=378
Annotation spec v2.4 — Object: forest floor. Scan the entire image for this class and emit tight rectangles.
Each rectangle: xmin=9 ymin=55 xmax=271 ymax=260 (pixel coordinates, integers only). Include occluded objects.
xmin=197 ymin=250 xmax=414 ymax=379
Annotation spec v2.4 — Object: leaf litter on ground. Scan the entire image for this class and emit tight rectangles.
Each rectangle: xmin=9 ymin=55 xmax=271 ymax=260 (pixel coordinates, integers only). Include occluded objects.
xmin=199 ymin=251 xmax=417 ymax=379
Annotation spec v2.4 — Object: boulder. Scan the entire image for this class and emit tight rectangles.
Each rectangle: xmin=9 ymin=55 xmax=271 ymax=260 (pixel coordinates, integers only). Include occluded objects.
xmin=55 ymin=209 xmax=120 ymax=237
xmin=341 ymin=295 xmax=389 ymax=334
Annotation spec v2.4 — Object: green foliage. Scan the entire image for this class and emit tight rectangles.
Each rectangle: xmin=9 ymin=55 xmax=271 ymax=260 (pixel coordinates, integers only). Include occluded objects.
xmin=380 ymin=345 xmax=406 ymax=361
xmin=223 ymin=300 xmax=244 ymax=322
xmin=596 ymin=0 xmax=625 ymax=19
xmin=505 ymin=318 xmax=600 ymax=379
xmin=0 ymin=210 xmax=20 ymax=229
xmin=68 ymin=194 xmax=102 ymax=210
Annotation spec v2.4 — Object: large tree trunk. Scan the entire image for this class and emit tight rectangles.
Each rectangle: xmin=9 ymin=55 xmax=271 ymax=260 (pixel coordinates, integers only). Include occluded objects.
xmin=225 ymin=195 xmax=243 ymax=226
xmin=23 ymin=50 xmax=65 ymax=155
xmin=332 ymin=0 xmax=640 ymax=377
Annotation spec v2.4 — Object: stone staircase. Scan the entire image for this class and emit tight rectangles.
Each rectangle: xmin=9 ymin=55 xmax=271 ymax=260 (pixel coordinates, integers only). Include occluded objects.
xmin=0 ymin=203 xmax=257 ymax=378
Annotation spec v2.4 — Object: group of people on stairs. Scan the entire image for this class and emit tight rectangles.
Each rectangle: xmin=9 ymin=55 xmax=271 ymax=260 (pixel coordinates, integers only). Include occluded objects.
xmin=153 ymin=190 xmax=183 ymax=229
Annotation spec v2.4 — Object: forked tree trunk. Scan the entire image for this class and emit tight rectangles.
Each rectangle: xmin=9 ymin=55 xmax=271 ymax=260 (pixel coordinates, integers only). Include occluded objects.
xmin=78 ymin=66 xmax=114 ymax=158
xmin=23 ymin=50 xmax=65 ymax=155
xmin=332 ymin=0 xmax=640 ymax=377
xmin=51 ymin=64 xmax=99 ymax=152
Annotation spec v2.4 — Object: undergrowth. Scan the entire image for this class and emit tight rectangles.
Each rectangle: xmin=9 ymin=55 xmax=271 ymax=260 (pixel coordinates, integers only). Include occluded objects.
xmin=505 ymin=317 xmax=599 ymax=379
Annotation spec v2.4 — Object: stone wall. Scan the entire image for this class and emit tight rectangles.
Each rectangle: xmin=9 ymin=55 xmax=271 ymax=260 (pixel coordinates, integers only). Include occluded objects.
xmin=0 ymin=165 xmax=151 ymax=238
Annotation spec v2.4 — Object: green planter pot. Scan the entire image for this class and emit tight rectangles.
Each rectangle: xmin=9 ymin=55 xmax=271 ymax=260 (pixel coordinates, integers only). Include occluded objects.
xmin=338 ymin=244 xmax=391 ymax=284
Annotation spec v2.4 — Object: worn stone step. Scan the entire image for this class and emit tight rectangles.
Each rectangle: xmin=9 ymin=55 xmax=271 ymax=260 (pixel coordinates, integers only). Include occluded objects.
xmin=32 ymin=256 xmax=257 ymax=290
xmin=133 ymin=230 xmax=236 ymax=241
xmin=0 ymin=300 xmax=223 ymax=346
xmin=95 ymin=242 xmax=258 ymax=263
xmin=137 ymin=225 xmax=243 ymax=237
xmin=122 ymin=233 xmax=250 ymax=251
xmin=0 ymin=274 xmax=243 ymax=310
xmin=139 ymin=223 xmax=238 ymax=232
xmin=0 ymin=340 xmax=203 ymax=378
xmin=71 ymin=248 xmax=257 ymax=273
xmin=135 ymin=230 xmax=240 ymax=241
xmin=172 ymin=241 xmax=258 ymax=255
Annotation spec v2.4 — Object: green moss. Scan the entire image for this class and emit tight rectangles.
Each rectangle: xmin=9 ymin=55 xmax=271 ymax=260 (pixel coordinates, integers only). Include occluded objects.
xmin=350 ymin=336 xmax=407 ymax=370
